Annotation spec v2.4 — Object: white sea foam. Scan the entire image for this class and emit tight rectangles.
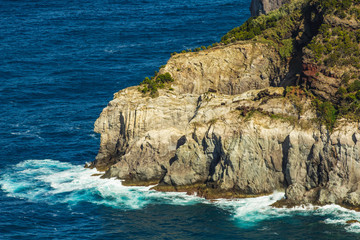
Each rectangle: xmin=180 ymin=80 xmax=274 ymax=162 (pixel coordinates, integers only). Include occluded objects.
xmin=1 ymin=159 xmax=360 ymax=234
xmin=314 ymin=205 xmax=360 ymax=233
xmin=212 ymin=192 xmax=287 ymax=227
xmin=0 ymin=159 xmax=203 ymax=210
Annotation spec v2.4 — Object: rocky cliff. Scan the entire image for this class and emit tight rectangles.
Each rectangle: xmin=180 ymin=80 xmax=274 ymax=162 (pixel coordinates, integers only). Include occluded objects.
xmin=250 ymin=0 xmax=288 ymax=16
xmin=89 ymin=0 xmax=360 ymax=209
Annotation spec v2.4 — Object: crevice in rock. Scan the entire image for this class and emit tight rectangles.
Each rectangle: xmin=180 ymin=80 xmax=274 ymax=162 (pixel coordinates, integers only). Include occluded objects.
xmin=282 ymin=135 xmax=291 ymax=187
xmin=281 ymin=2 xmax=325 ymax=88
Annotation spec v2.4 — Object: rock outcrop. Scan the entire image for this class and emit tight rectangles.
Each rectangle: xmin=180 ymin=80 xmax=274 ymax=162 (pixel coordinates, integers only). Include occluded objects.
xmin=91 ymin=72 xmax=360 ymax=206
xmin=250 ymin=0 xmax=288 ymax=16
xmin=162 ymin=43 xmax=286 ymax=95
xmin=89 ymin=0 xmax=360 ymax=209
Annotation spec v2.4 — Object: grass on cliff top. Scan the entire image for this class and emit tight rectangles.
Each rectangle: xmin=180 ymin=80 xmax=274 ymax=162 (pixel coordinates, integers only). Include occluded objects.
xmin=221 ymin=0 xmax=303 ymax=42
xmin=169 ymin=0 xmax=305 ymax=59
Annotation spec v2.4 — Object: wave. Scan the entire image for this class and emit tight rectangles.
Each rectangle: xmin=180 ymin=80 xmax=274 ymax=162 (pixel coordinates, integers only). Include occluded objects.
xmin=0 ymin=159 xmax=203 ymax=210
xmin=215 ymin=196 xmax=360 ymax=233
xmin=1 ymin=159 xmax=360 ymax=233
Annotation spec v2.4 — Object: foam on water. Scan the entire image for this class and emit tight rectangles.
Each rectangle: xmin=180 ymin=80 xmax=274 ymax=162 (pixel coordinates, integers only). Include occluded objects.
xmin=315 ymin=205 xmax=360 ymax=233
xmin=1 ymin=159 xmax=360 ymax=234
xmin=211 ymin=191 xmax=360 ymax=233
xmin=271 ymin=204 xmax=360 ymax=233
xmin=213 ymin=192 xmax=288 ymax=227
xmin=0 ymin=159 xmax=204 ymax=210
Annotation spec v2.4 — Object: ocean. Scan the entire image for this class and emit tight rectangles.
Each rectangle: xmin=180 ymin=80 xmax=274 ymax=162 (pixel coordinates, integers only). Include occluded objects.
xmin=1 ymin=0 xmax=360 ymax=239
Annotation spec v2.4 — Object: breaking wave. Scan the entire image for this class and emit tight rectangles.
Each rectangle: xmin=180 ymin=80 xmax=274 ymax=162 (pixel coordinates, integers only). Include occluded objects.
xmin=0 ymin=159 xmax=202 ymax=210
xmin=1 ymin=159 xmax=360 ymax=233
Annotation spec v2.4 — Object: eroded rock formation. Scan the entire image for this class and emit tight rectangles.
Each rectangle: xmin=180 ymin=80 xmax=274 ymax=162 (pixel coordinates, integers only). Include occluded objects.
xmin=90 ymin=61 xmax=360 ymax=206
xmin=89 ymin=0 xmax=360 ymax=208
xmin=250 ymin=0 xmax=288 ymax=16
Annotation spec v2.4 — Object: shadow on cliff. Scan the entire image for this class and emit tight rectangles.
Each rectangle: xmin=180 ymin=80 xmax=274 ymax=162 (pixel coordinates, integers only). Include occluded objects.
xmin=280 ymin=3 xmax=325 ymax=88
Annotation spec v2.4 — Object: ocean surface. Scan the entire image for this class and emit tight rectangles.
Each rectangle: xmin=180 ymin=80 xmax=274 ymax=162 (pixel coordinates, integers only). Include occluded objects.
xmin=1 ymin=0 xmax=360 ymax=239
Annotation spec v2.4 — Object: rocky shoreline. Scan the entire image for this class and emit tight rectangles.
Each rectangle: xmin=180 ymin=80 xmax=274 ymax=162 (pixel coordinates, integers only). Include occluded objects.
xmin=88 ymin=0 xmax=360 ymax=209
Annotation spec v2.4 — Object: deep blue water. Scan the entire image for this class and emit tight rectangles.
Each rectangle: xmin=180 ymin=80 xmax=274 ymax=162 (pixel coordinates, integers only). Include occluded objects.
xmin=1 ymin=0 xmax=360 ymax=239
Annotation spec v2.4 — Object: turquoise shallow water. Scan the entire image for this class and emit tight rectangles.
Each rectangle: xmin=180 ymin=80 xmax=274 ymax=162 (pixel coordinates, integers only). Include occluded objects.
xmin=1 ymin=0 xmax=360 ymax=239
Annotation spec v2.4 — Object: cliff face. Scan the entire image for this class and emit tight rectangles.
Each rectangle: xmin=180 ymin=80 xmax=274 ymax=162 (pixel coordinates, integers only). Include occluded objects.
xmin=250 ymin=0 xmax=288 ymax=16
xmin=162 ymin=43 xmax=286 ymax=95
xmin=90 ymin=0 xmax=360 ymax=208
xmin=92 ymin=76 xmax=360 ymax=206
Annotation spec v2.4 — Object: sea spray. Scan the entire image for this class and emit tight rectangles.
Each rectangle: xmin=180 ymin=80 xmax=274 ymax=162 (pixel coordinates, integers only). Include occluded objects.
xmin=212 ymin=192 xmax=286 ymax=227
xmin=1 ymin=159 xmax=360 ymax=233
xmin=0 ymin=159 xmax=204 ymax=209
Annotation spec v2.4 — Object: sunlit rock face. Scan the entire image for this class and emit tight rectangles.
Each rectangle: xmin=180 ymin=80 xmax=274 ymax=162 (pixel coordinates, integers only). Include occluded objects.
xmin=250 ymin=0 xmax=288 ymax=16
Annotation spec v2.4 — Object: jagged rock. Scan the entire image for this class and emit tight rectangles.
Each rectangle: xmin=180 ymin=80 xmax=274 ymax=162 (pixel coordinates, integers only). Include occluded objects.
xmin=160 ymin=42 xmax=286 ymax=95
xmin=250 ymin=0 xmax=288 ymax=16
xmin=90 ymin=0 xmax=360 ymax=209
xmin=90 ymin=87 xmax=198 ymax=172
xmin=91 ymin=75 xmax=360 ymax=207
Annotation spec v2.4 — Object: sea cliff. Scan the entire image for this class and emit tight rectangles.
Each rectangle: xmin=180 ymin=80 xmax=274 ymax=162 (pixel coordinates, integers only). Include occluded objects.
xmin=89 ymin=0 xmax=360 ymax=209
xmin=250 ymin=0 xmax=289 ymax=16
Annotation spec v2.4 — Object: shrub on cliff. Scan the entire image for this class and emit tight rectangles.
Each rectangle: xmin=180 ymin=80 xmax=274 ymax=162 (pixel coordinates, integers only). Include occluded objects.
xmin=138 ymin=72 xmax=174 ymax=97
xmin=156 ymin=72 xmax=174 ymax=83
xmin=347 ymin=80 xmax=360 ymax=92
xmin=279 ymin=39 xmax=294 ymax=59
xmin=220 ymin=0 xmax=305 ymax=61
xmin=306 ymin=1 xmax=360 ymax=68
xmin=315 ymin=100 xmax=337 ymax=130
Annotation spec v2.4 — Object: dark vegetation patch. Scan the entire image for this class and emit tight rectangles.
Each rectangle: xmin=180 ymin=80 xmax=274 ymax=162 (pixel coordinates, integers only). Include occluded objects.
xmin=221 ymin=0 xmax=306 ymax=60
xmin=306 ymin=24 xmax=360 ymax=68
xmin=138 ymin=72 xmax=174 ymax=97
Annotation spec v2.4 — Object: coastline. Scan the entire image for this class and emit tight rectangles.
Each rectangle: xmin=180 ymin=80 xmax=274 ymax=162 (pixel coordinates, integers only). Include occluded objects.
xmin=90 ymin=0 xmax=360 ymax=211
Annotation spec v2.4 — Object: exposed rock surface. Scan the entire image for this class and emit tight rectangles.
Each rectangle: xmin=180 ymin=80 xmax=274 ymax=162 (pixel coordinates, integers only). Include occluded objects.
xmin=90 ymin=0 xmax=360 ymax=208
xmin=250 ymin=0 xmax=288 ymax=16
xmin=92 ymin=87 xmax=198 ymax=173
xmin=161 ymin=43 xmax=286 ymax=95
xmin=91 ymin=70 xmax=360 ymax=207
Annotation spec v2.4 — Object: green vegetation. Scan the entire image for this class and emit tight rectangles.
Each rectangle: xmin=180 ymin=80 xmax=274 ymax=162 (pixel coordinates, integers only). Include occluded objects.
xmin=307 ymin=79 xmax=360 ymax=130
xmin=221 ymin=11 xmax=288 ymax=43
xmin=348 ymin=80 xmax=360 ymax=92
xmin=307 ymin=25 xmax=360 ymax=68
xmin=314 ymin=100 xmax=338 ymax=130
xmin=305 ymin=1 xmax=360 ymax=67
xmin=279 ymin=39 xmax=294 ymax=59
xmin=138 ymin=72 xmax=174 ymax=97
xmin=171 ymin=44 xmax=214 ymax=56
xmin=314 ymin=0 xmax=358 ymax=17
xmin=269 ymin=112 xmax=298 ymax=123
xmin=220 ymin=0 xmax=305 ymax=59
xmin=219 ymin=0 xmax=360 ymax=65
xmin=335 ymin=80 xmax=360 ymax=120
xmin=147 ymin=0 xmax=360 ymax=129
